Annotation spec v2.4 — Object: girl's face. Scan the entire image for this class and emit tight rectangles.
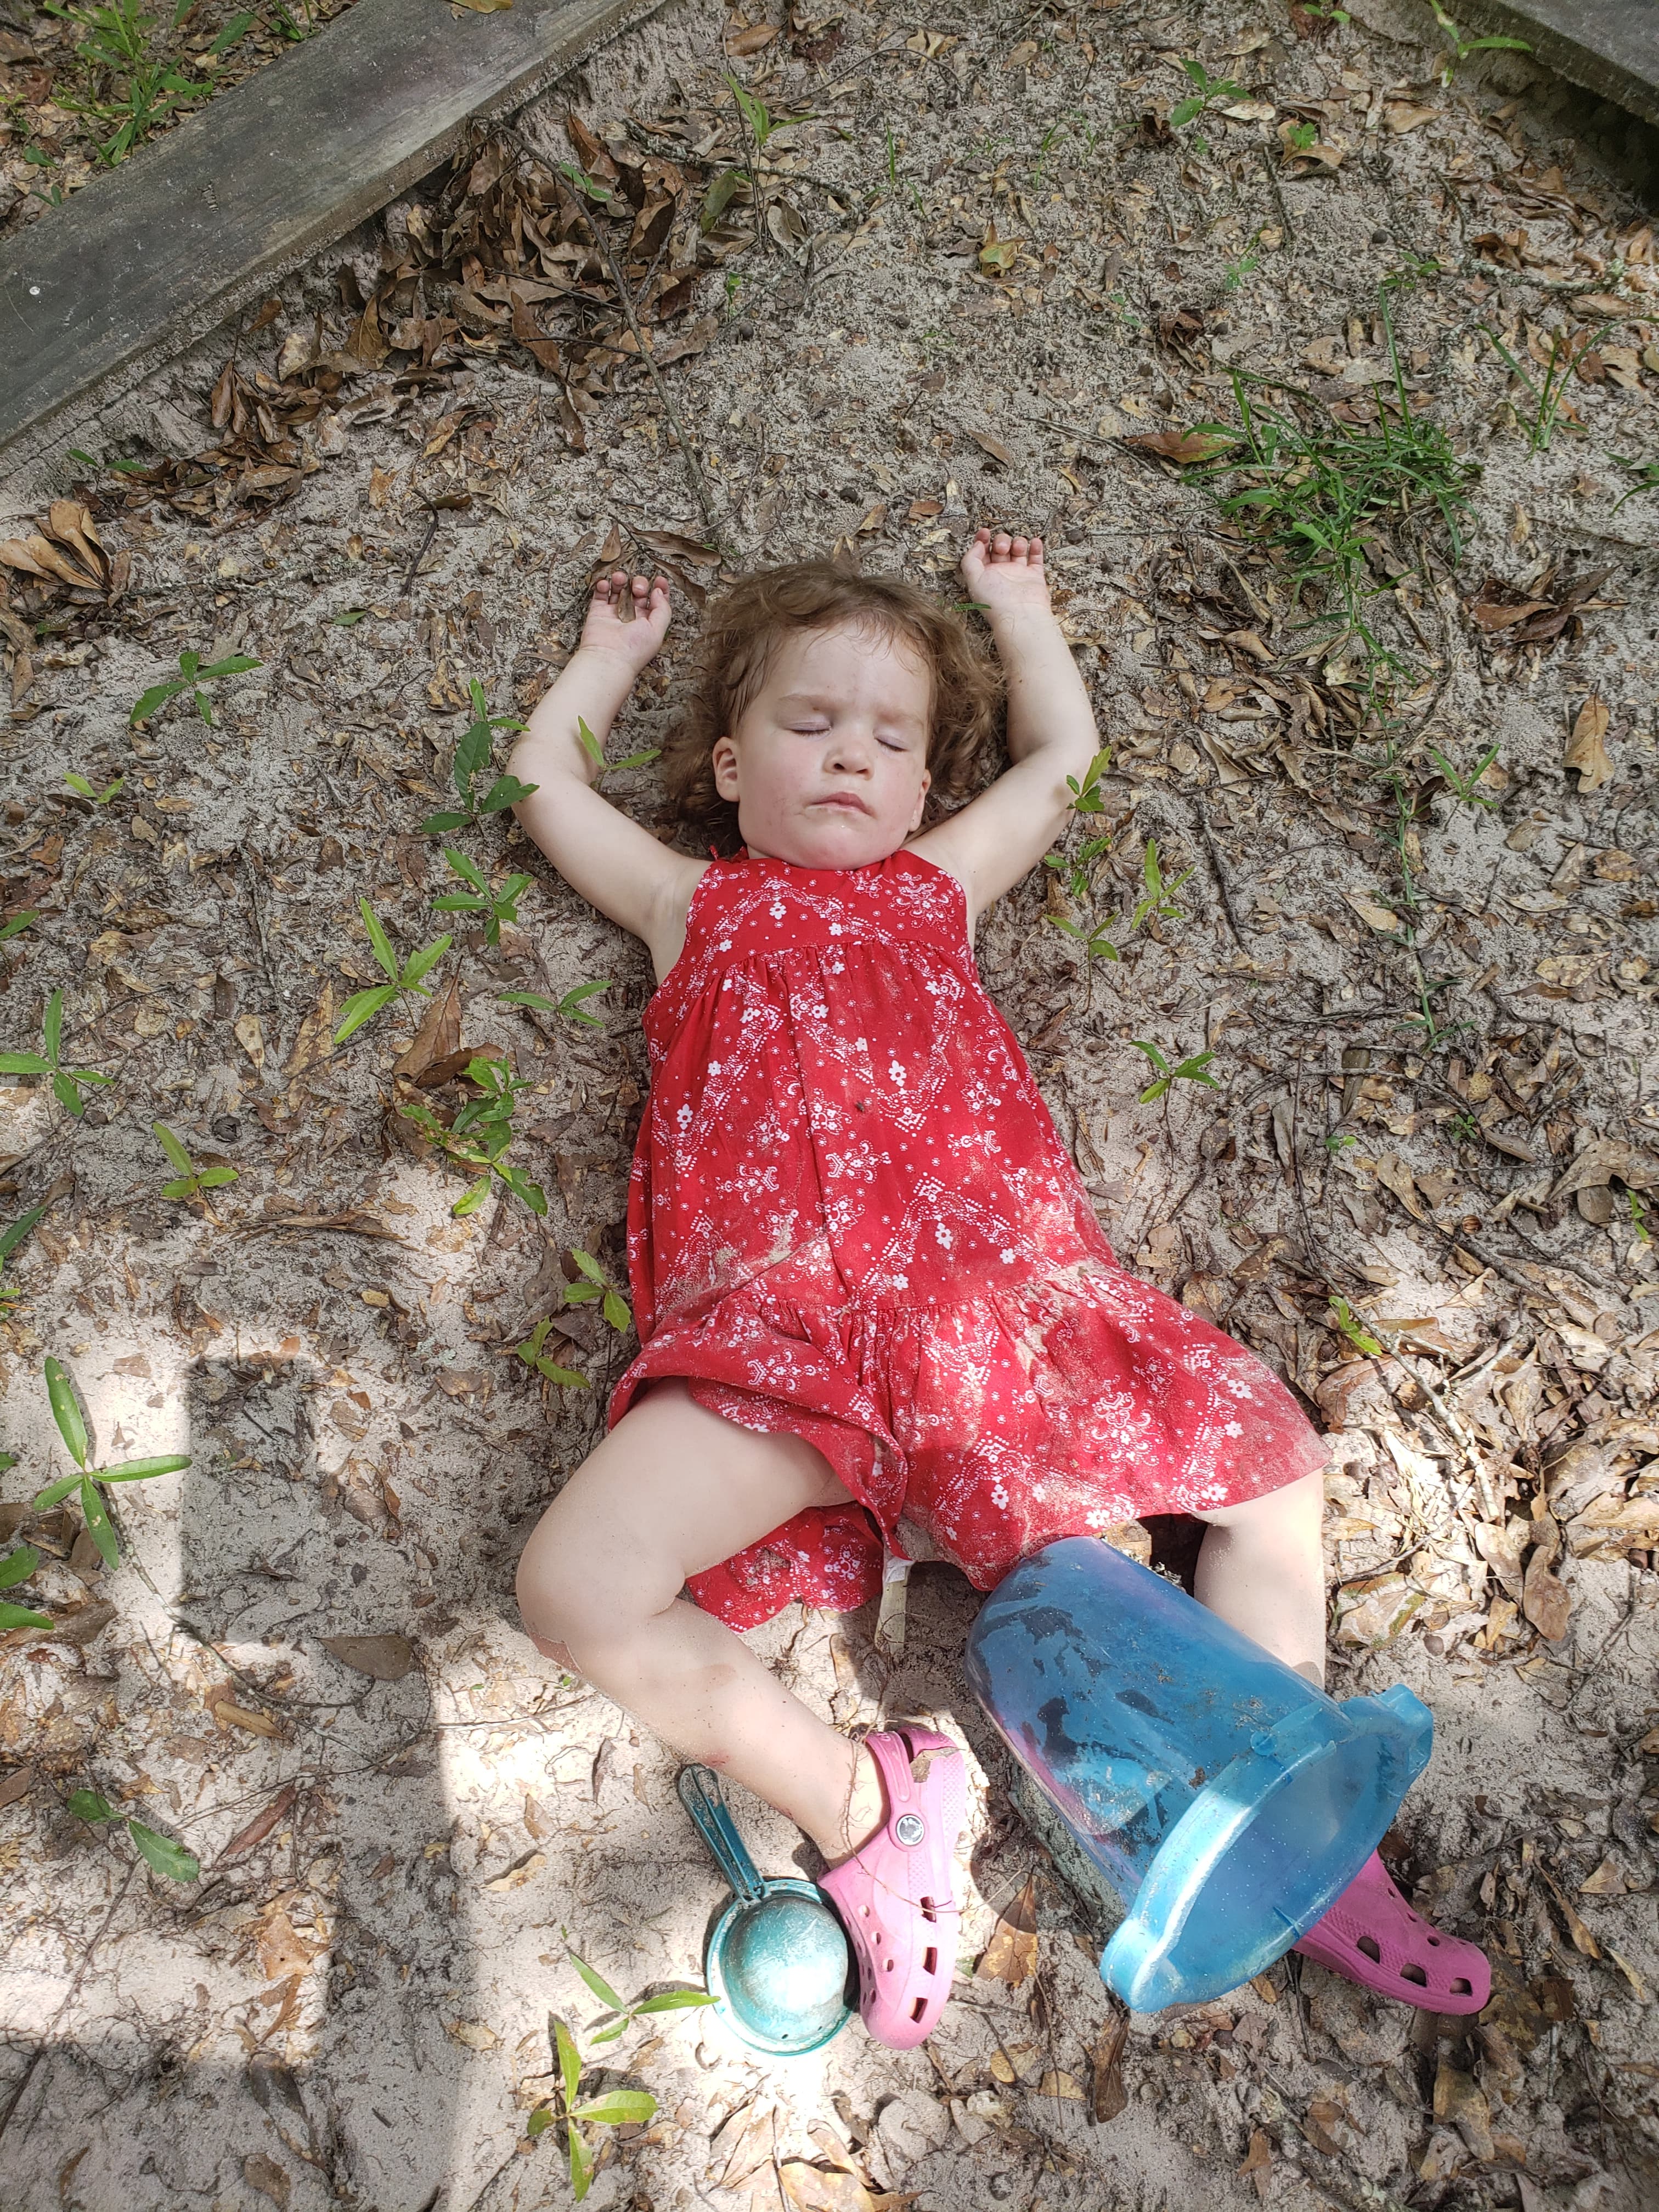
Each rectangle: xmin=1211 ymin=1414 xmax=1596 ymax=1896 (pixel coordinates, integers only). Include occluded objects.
xmin=711 ymin=620 xmax=933 ymax=866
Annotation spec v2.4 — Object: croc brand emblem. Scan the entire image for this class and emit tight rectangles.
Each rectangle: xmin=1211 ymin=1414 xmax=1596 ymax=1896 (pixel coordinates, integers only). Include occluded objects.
xmin=894 ymin=1812 xmax=925 ymax=1847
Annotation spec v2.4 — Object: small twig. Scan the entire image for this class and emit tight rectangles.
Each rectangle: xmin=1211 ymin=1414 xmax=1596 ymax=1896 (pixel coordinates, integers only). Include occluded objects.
xmin=1258 ymin=142 xmax=1295 ymax=246
xmin=1194 ymin=806 xmax=1249 ymax=949
xmin=401 ymin=500 xmax=442 ymax=597
xmin=237 ymin=842 xmax=282 ymax=1012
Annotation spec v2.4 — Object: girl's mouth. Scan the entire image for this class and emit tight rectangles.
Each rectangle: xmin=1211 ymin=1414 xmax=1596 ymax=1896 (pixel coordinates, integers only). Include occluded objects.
xmin=814 ymin=796 xmax=870 ymax=814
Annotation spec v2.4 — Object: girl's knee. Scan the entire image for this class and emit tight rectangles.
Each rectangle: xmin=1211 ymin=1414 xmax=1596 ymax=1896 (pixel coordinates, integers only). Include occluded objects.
xmin=514 ymin=1485 xmax=680 ymax=1652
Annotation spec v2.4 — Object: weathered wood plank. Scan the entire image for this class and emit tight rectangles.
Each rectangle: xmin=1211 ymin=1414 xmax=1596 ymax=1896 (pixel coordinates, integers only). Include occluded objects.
xmin=1451 ymin=0 xmax=1659 ymax=132
xmin=0 ymin=0 xmax=660 ymax=468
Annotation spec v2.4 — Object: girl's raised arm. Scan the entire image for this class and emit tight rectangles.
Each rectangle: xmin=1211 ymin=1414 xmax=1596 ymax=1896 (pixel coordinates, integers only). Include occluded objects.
xmin=510 ymin=572 xmax=698 ymax=950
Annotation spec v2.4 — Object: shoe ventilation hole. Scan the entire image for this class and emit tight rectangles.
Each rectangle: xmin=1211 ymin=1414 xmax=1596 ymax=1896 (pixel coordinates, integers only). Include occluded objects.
xmin=1427 ymin=1935 xmax=1441 ymax=1946
xmin=1355 ymin=1936 xmax=1382 ymax=1964
xmin=920 ymin=1895 xmax=938 ymax=1923
xmin=859 ymin=1905 xmax=871 ymax=1918
xmin=1400 ymin=1962 xmax=1428 ymax=1987
xmin=1451 ymin=1977 xmax=1472 ymax=1996
xmin=911 ymin=1997 xmax=928 ymax=2024
xmin=922 ymin=1947 xmax=938 ymax=1978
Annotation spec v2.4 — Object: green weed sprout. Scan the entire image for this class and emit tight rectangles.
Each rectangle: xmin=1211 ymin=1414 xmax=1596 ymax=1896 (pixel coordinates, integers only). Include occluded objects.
xmin=1181 ymin=306 xmax=1476 ymax=689
xmin=32 ymin=1355 xmax=190 ymax=1571
xmin=0 ymin=911 xmax=37 ymax=946
xmin=724 ymin=73 xmax=812 ymax=155
xmin=1630 ymin=1192 xmax=1650 ymax=1244
xmin=332 ymin=902 xmax=452 ymax=1045
xmin=153 ymin=1120 xmax=237 ymax=1206
xmin=565 ymin=1939 xmax=718 ymax=2048
xmin=528 ymin=2016 xmax=655 ymax=2199
xmin=41 ymin=0 xmax=204 ymax=165
xmin=0 ymin=988 xmax=112 ymax=1116
xmin=525 ymin=1940 xmax=714 ymax=2194
xmin=1129 ymin=839 xmax=1194 ymax=932
xmin=1329 ymin=1296 xmax=1385 ymax=1358
xmin=434 ymin=849 xmax=533 ymax=947
xmin=1131 ymin=1041 xmax=1218 ymax=1104
xmin=69 ymin=1788 xmax=199 ymax=1881
xmin=498 ymin=980 xmax=613 ymax=1026
xmin=396 ymin=1054 xmax=548 ymax=1218
xmin=64 ymin=771 xmax=125 ymax=804
xmin=1065 ymin=746 xmax=1111 ymax=816
xmin=1170 ymin=56 xmax=1245 ymax=130
xmin=1611 ymin=456 xmax=1659 ymax=513
xmin=575 ymin=715 xmax=662 ymax=783
xmin=418 ymin=680 xmax=537 ymax=834
xmin=0 ymin=1544 xmax=53 ymax=1633
xmin=561 ymin=1249 xmax=631 ymax=1334
xmin=130 ymin=648 xmax=261 ymax=727
xmin=1479 ymin=323 xmax=1584 ymax=453
xmin=0 ymin=1199 xmax=49 ymax=1316
xmin=1045 ymin=907 xmax=1119 ymax=964
xmin=1428 ymin=3 xmax=1531 ymax=86
xmin=1428 ymin=742 xmax=1501 ymax=810
xmin=512 ymin=1318 xmax=589 ymax=1391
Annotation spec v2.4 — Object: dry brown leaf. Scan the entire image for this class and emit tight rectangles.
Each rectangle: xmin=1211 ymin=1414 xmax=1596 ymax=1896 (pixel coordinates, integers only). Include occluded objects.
xmin=1123 ymin=428 xmax=1237 ymax=464
xmin=1385 ymin=100 xmax=1437 ymax=133
xmin=234 ymin=1012 xmax=266 ymax=1074
xmin=318 ymin=1632 xmax=416 ymax=1681
xmin=1091 ymin=2008 xmax=1129 ymax=2122
xmin=1037 ymin=2068 xmax=1084 ymax=2100
xmin=1344 ymin=889 xmax=1401 ymax=932
xmin=727 ymin=20 xmax=778 ymax=53
xmin=1237 ymin=2128 xmax=1272 ymax=2200
xmin=244 ymin=2153 xmax=292 ymax=2209
xmin=1540 ymin=1868 xmax=1600 ymax=1957
xmin=394 ymin=979 xmax=462 ymax=1082
xmin=483 ymin=1850 xmax=546 ymax=1892
xmin=967 ymin=428 xmax=1014 ymax=467
xmin=632 ymin=528 xmax=719 ymax=567
xmin=445 ymin=2017 xmax=501 ymax=2049
xmin=1550 ymin=1136 xmax=1659 ymax=1200
xmin=218 ymin=1784 xmax=298 ymax=1865
xmin=1578 ymin=1855 xmax=1624 ymax=1896
xmin=1373 ymin=1152 xmax=1426 ymax=1221
xmin=1433 ymin=2062 xmax=1493 ymax=2159
xmin=212 ymin=1700 xmax=281 ymax=1738
xmin=1565 ymin=696 xmax=1613 ymax=789
xmin=976 ymin=1873 xmax=1038 ymax=1985
xmin=256 ymin=1905 xmax=322 ymax=1983
xmin=1522 ymin=1518 xmax=1572 ymax=1643
xmin=285 ymin=983 xmax=336 ymax=1079
xmin=779 ymin=2164 xmax=876 ymax=2212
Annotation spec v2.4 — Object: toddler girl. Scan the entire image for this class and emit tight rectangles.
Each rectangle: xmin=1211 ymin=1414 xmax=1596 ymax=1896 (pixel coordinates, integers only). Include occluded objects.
xmin=510 ymin=533 xmax=1488 ymax=2047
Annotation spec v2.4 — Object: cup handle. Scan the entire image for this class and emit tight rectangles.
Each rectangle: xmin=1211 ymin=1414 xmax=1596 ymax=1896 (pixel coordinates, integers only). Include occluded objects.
xmin=677 ymin=1764 xmax=766 ymax=1904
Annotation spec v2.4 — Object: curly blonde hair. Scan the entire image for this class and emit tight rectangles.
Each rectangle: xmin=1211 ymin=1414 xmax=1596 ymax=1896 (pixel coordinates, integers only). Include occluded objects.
xmin=657 ymin=558 xmax=1005 ymax=856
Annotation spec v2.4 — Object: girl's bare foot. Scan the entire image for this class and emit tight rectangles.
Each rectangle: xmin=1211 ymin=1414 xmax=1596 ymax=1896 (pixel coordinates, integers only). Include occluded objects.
xmin=960 ymin=528 xmax=1050 ymax=620
xmin=579 ymin=568 xmax=673 ymax=671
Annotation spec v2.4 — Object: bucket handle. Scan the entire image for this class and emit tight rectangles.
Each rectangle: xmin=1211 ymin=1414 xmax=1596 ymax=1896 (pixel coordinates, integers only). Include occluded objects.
xmin=678 ymin=1764 xmax=766 ymax=1905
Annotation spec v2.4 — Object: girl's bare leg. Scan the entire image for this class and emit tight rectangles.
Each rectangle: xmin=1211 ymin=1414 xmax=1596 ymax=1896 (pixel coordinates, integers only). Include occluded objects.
xmin=1193 ymin=1470 xmax=1328 ymax=1685
xmin=516 ymin=1380 xmax=884 ymax=1859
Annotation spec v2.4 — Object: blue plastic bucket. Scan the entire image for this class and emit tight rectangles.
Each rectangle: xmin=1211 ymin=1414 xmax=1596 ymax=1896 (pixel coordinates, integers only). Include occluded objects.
xmin=964 ymin=1537 xmax=1432 ymax=2011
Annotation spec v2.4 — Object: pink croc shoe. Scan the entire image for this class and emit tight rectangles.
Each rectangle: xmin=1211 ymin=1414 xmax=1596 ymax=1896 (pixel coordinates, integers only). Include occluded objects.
xmin=1294 ymin=1851 xmax=1490 ymax=2015
xmin=820 ymin=1726 xmax=967 ymax=2049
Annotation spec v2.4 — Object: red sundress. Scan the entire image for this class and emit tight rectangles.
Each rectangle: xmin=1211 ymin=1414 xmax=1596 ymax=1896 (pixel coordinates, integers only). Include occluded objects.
xmin=606 ymin=847 xmax=1327 ymax=1629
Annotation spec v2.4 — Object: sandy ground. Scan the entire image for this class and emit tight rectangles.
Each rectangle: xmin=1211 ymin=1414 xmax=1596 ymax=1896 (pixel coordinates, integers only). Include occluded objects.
xmin=1 ymin=0 xmax=1657 ymax=2207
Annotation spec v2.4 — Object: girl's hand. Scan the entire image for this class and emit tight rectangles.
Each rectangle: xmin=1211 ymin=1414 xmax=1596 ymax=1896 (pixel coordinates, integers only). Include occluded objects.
xmin=578 ymin=569 xmax=673 ymax=673
xmin=960 ymin=529 xmax=1051 ymax=622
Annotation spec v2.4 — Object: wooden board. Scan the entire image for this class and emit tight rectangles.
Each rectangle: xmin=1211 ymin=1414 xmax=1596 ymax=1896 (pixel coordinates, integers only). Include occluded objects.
xmin=1451 ymin=0 xmax=1659 ymax=131
xmin=0 ymin=0 xmax=660 ymax=469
